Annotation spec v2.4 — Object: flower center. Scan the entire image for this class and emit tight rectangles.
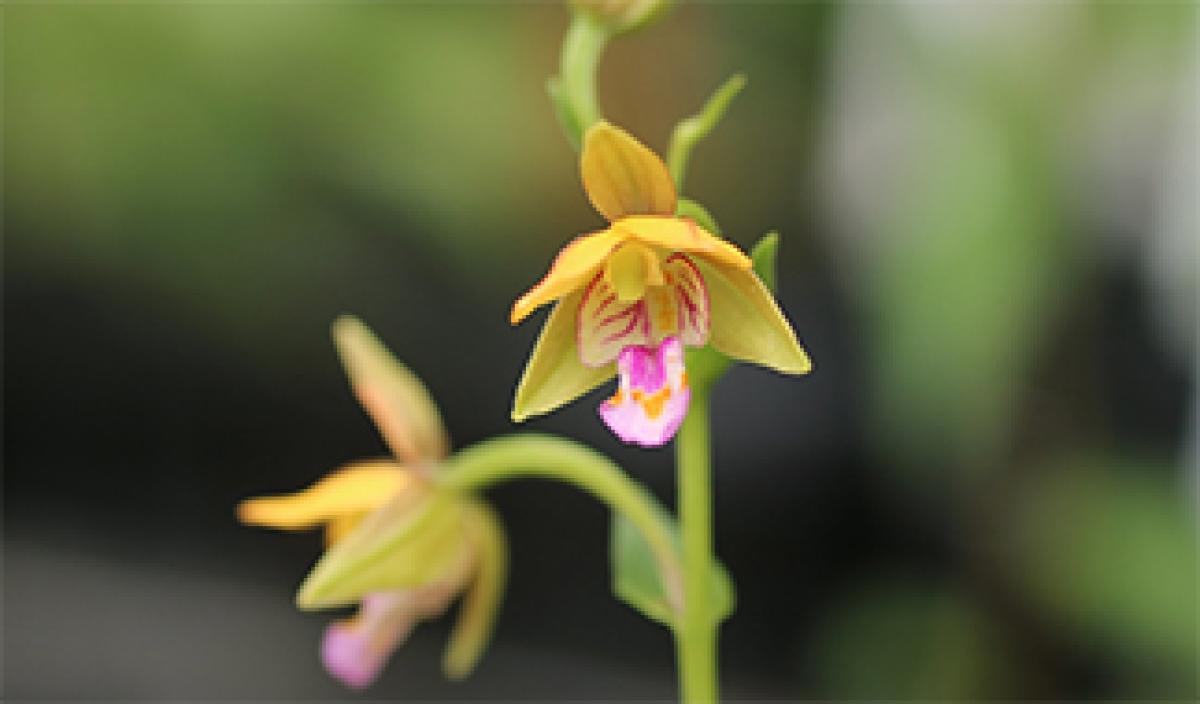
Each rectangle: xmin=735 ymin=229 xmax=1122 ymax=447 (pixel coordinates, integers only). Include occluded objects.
xmin=604 ymin=241 xmax=662 ymax=302
xmin=577 ymin=251 xmax=710 ymax=368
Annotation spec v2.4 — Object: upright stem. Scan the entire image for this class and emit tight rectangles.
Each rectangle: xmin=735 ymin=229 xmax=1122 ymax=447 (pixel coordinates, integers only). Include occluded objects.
xmin=675 ymin=387 xmax=718 ymax=703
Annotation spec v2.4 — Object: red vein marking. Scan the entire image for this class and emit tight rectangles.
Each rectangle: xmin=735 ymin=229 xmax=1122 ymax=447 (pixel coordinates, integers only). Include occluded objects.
xmin=603 ymin=305 xmax=646 ymax=344
xmin=599 ymin=305 xmax=639 ymax=328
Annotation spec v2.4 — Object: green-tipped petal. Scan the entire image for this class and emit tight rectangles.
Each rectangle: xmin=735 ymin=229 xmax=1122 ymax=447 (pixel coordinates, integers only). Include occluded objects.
xmin=332 ymin=315 xmax=451 ymax=465
xmin=693 ymin=257 xmax=812 ymax=375
xmin=512 ymin=290 xmax=616 ymax=422
xmin=443 ymin=502 xmax=507 ymax=680
xmin=297 ymin=488 xmax=473 ymax=609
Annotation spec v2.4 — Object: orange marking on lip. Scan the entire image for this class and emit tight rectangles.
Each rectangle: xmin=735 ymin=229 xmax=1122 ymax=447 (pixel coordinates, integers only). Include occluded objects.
xmin=607 ymin=389 xmax=624 ymax=407
xmin=640 ymin=387 xmax=671 ymax=419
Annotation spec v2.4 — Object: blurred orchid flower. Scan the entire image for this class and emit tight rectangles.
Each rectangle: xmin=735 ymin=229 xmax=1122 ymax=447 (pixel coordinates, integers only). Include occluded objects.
xmin=238 ymin=316 xmax=506 ymax=690
xmin=510 ymin=122 xmax=811 ymax=446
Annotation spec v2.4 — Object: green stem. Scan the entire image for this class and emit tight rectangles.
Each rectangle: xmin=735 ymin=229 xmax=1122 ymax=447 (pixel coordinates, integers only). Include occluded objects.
xmin=437 ymin=433 xmax=683 ymax=610
xmin=675 ymin=387 xmax=718 ymax=702
xmin=550 ymin=11 xmax=610 ymax=149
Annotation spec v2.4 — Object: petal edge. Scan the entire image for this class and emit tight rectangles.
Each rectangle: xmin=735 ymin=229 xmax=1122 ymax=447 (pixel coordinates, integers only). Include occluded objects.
xmin=333 ymin=316 xmax=451 ymax=464
xmin=581 ymin=122 xmax=676 ymax=222
xmin=513 ymin=289 xmax=617 ymax=421
xmin=511 ymin=229 xmax=624 ymax=324
xmin=237 ymin=461 xmax=408 ymax=531
xmin=693 ymin=258 xmax=812 ymax=375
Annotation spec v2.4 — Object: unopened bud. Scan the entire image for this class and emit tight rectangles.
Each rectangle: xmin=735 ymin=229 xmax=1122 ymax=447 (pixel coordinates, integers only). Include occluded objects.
xmin=570 ymin=0 xmax=674 ymax=34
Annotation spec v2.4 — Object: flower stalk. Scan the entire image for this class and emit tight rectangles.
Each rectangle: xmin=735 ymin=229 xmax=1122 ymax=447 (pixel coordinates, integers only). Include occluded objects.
xmin=676 ymin=385 xmax=718 ymax=702
xmin=438 ymin=433 xmax=684 ymax=610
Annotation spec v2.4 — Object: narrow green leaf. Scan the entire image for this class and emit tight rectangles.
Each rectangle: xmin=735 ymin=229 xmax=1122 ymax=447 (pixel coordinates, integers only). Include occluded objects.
xmin=750 ymin=231 xmax=779 ymax=294
xmin=611 ymin=511 xmax=735 ymax=628
xmin=667 ymin=73 xmax=747 ymax=189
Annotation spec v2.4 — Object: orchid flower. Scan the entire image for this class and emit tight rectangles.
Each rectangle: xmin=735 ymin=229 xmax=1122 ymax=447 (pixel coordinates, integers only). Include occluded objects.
xmin=510 ymin=121 xmax=812 ymax=447
xmin=238 ymin=316 xmax=506 ymax=690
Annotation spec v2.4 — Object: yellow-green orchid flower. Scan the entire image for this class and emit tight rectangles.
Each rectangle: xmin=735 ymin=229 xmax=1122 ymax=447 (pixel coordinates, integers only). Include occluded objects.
xmin=238 ymin=316 xmax=506 ymax=690
xmin=510 ymin=121 xmax=812 ymax=447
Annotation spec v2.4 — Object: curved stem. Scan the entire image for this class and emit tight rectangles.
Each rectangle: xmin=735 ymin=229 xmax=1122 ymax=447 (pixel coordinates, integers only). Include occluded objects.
xmin=676 ymin=387 xmax=718 ymax=702
xmin=550 ymin=11 xmax=610 ymax=149
xmin=436 ymin=433 xmax=683 ymax=610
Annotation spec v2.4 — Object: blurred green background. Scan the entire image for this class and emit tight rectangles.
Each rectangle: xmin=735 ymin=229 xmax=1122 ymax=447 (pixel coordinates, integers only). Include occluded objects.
xmin=5 ymin=2 xmax=1196 ymax=700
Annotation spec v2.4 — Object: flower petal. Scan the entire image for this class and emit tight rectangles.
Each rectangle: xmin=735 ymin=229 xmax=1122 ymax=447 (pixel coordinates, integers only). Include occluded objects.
xmin=577 ymin=270 xmax=654 ymax=367
xmin=237 ymin=461 xmax=408 ymax=531
xmin=443 ymin=502 xmax=507 ymax=680
xmin=512 ymin=289 xmax=617 ymax=421
xmin=297 ymin=487 xmax=477 ymax=609
xmin=333 ymin=316 xmax=450 ymax=465
xmin=578 ymin=253 xmax=710 ymax=367
xmin=510 ymin=229 xmax=625 ymax=324
xmin=692 ymin=257 xmax=812 ymax=375
xmin=662 ymin=253 xmax=710 ymax=348
xmin=324 ymin=512 xmax=367 ymax=547
xmin=598 ymin=337 xmax=691 ymax=447
xmin=580 ymin=122 xmax=676 ymax=221
xmin=321 ymin=591 xmax=417 ymax=690
xmin=613 ymin=215 xmax=751 ymax=270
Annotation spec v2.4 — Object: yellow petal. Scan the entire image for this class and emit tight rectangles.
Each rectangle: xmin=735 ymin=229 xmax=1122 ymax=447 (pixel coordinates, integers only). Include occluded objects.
xmin=580 ymin=122 xmax=676 ymax=221
xmin=692 ymin=257 xmax=813 ymax=375
xmin=443 ymin=501 xmax=507 ymax=680
xmin=237 ymin=461 xmax=409 ymax=531
xmin=614 ymin=216 xmax=751 ymax=270
xmin=324 ymin=512 xmax=366 ymax=547
xmin=333 ymin=316 xmax=450 ymax=465
xmin=510 ymin=229 xmax=625 ymax=325
xmin=512 ymin=289 xmax=617 ymax=421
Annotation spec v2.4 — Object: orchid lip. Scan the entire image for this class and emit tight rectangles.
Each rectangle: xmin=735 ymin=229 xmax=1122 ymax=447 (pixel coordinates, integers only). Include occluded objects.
xmin=598 ymin=336 xmax=691 ymax=447
xmin=321 ymin=591 xmax=415 ymax=690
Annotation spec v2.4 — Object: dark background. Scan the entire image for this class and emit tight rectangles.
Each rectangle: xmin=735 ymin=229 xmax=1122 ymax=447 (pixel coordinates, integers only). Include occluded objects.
xmin=5 ymin=2 xmax=1197 ymax=700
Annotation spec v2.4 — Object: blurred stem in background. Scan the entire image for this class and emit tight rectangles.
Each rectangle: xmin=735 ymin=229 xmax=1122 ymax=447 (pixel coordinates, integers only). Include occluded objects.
xmin=548 ymin=11 xmax=610 ymax=151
